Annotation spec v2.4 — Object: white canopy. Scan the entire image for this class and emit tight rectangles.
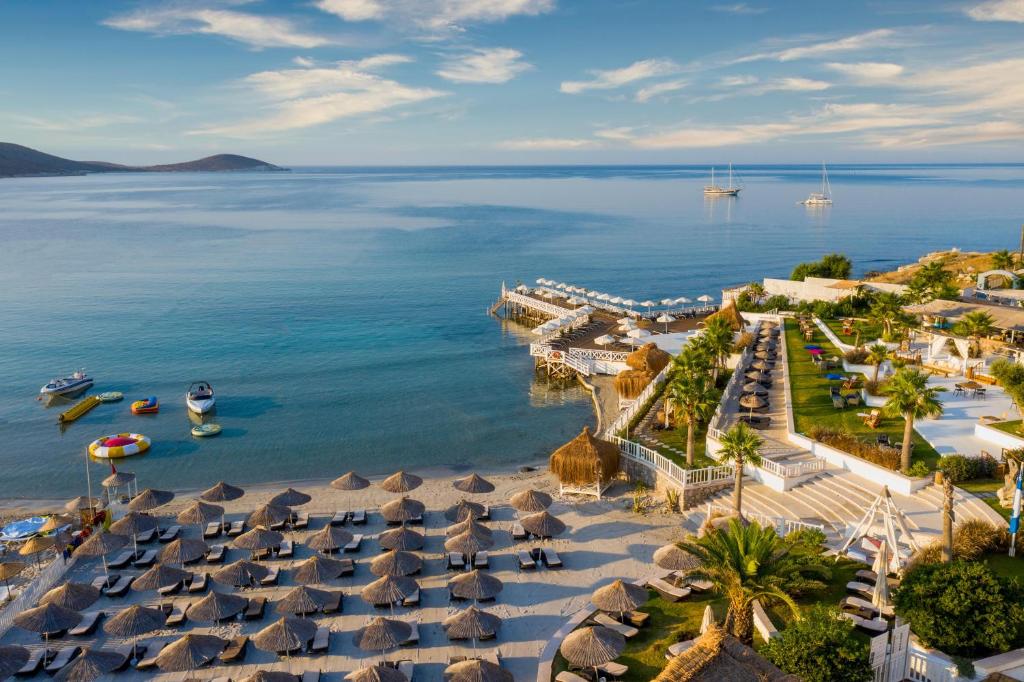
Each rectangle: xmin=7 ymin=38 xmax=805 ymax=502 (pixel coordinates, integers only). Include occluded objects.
xmin=697 ymin=295 xmax=714 ymax=303
xmin=660 ymin=298 xmax=675 ymax=306
xmin=627 ymin=328 xmax=651 ymax=339
xmin=675 ymin=296 xmax=692 ymax=304
xmin=594 ymin=335 xmax=616 ymax=346
xmin=656 ymin=314 xmax=676 ymax=323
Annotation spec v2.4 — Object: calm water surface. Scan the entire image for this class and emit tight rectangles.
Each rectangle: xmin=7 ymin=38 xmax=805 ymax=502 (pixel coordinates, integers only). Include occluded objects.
xmin=1 ymin=164 xmax=1022 ymax=499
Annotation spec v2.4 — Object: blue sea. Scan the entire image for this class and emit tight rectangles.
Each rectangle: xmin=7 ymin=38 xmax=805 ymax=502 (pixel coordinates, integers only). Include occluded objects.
xmin=1 ymin=164 xmax=1022 ymax=499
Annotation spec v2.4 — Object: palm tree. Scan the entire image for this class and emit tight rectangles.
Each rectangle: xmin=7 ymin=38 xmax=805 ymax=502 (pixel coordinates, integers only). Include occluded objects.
xmin=747 ymin=282 xmax=766 ymax=302
xmin=865 ymin=343 xmax=890 ymax=383
xmin=668 ymin=373 xmax=720 ymax=466
xmin=677 ymin=519 xmax=827 ymax=644
xmin=883 ymin=368 xmax=944 ymax=472
xmin=992 ymin=249 xmax=1016 ymax=271
xmin=700 ymin=316 xmax=735 ymax=383
xmin=953 ymin=310 xmax=997 ymax=356
xmin=715 ymin=422 xmax=763 ymax=515
xmin=868 ymin=292 xmax=912 ymax=341
xmin=672 ymin=342 xmax=713 ymax=380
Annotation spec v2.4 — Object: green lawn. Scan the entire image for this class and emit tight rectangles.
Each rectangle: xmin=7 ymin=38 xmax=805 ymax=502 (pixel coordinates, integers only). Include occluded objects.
xmin=959 ymin=478 xmax=1008 ymax=520
xmin=785 ymin=320 xmax=940 ymax=470
xmin=990 ymin=420 xmax=1024 ymax=438
xmin=649 ymin=424 xmax=718 ymax=469
xmin=822 ymin=318 xmax=884 ymax=346
xmin=984 ymin=552 xmax=1024 ymax=580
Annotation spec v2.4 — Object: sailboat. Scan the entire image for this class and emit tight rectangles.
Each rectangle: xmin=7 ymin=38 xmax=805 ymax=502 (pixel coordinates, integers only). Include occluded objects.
xmin=703 ymin=163 xmax=741 ymax=196
xmin=801 ymin=163 xmax=832 ymax=206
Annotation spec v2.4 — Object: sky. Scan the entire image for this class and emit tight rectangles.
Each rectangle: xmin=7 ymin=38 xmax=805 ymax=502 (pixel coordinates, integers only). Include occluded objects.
xmin=2 ymin=0 xmax=1024 ymax=164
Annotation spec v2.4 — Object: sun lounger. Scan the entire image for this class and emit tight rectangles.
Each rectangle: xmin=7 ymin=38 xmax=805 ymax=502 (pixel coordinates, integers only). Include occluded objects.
xmin=473 ymin=551 xmax=489 ymax=569
xmin=108 ymin=550 xmax=136 ymax=569
xmin=206 ymin=544 xmax=226 ymax=563
xmin=331 ymin=511 xmax=349 ymax=526
xmin=403 ymin=589 xmax=420 ymax=608
xmin=351 ymin=510 xmax=367 ymax=525
xmin=511 ymin=523 xmax=527 ymax=541
xmin=402 ymin=620 xmax=419 ymax=646
xmin=159 ymin=525 xmax=181 ymax=543
xmin=843 ymin=596 xmax=893 ymax=618
xmin=338 ymin=558 xmax=355 ymax=577
xmin=104 ymin=574 xmax=134 ymax=598
xmin=278 ymin=540 xmax=294 ymax=559
xmin=408 ymin=513 xmax=424 ymax=525
xmin=625 ymin=610 xmax=649 ymax=627
xmin=166 ymin=603 xmax=189 ymax=627
xmin=136 ymin=642 xmax=168 ymax=670
xmin=243 ymin=596 xmax=266 ymax=620
xmin=157 ymin=580 xmax=183 ymax=596
xmin=136 ymin=527 xmax=157 ymax=544
xmin=260 ymin=566 xmax=280 ymax=586
xmin=841 ymin=612 xmax=888 ymax=634
xmin=647 ymin=577 xmax=690 ymax=602
xmin=90 ymin=575 xmax=112 ymax=592
xmin=322 ymin=591 xmax=343 ymax=614
xmin=227 ymin=520 xmax=245 ymax=536
xmin=270 ymin=517 xmax=286 ymax=531
xmin=44 ymin=647 xmax=80 ymax=675
xmin=69 ymin=611 xmax=104 ymax=636
xmin=599 ymin=661 xmax=629 ymax=677
xmin=107 ymin=645 xmax=134 ymax=671
xmin=343 ymin=534 xmax=363 ymax=553
xmin=124 ymin=643 xmax=147 ymax=665
xmin=204 ymin=522 xmax=222 ymax=539
xmin=447 ymin=552 xmax=466 ymax=571
xmin=217 ymin=635 xmax=248 ymax=664
xmin=555 ymin=673 xmax=590 ymax=682
xmin=517 ymin=550 xmax=536 ymax=570
xmin=292 ymin=511 xmax=310 ymax=529
xmin=480 ymin=505 xmax=490 ymax=520
xmin=14 ymin=649 xmax=46 ymax=677
xmin=303 ymin=672 xmax=321 ymax=682
xmin=310 ymin=626 xmax=330 ymax=654
xmin=541 ymin=548 xmax=563 ymax=569
xmin=252 ymin=547 xmax=272 ymax=561
xmin=133 ymin=549 xmax=158 ymax=567
xmin=188 ymin=572 xmax=209 ymax=593
xmin=666 ymin=639 xmax=695 ymax=659
xmin=846 ymin=581 xmax=873 ymax=598
xmin=593 ymin=612 xmax=638 ymax=638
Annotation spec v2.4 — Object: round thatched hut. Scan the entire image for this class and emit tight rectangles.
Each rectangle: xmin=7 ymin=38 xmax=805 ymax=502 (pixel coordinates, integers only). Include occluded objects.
xmin=549 ymin=426 xmax=620 ymax=499
xmin=702 ymin=300 xmax=746 ymax=332
xmin=614 ymin=343 xmax=671 ymax=400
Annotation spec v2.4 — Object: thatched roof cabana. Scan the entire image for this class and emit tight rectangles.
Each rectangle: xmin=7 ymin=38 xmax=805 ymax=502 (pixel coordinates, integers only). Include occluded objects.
xmin=549 ymin=426 xmax=619 ymax=498
xmin=626 ymin=342 xmax=671 ymax=374
xmin=614 ymin=369 xmax=654 ymax=399
xmin=704 ymin=300 xmax=746 ymax=332
xmin=653 ymin=625 xmax=799 ymax=682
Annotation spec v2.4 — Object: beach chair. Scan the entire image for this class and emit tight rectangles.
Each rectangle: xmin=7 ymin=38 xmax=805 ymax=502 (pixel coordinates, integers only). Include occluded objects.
xmin=69 ymin=611 xmax=104 ymax=636
xmin=43 ymin=647 xmax=80 ymax=675
xmin=403 ymin=620 xmax=419 ymax=646
xmin=447 ymin=552 xmax=466 ymax=571
xmin=397 ymin=661 xmax=414 ymax=681
xmin=337 ymin=558 xmax=355 ymax=577
xmin=593 ymin=612 xmax=638 ymax=638
xmin=136 ymin=527 xmax=157 ymax=544
xmin=599 ymin=661 xmax=629 ymax=678
xmin=159 ymin=525 xmax=181 ymax=543
xmin=841 ymin=612 xmax=888 ymax=634
xmin=166 ymin=603 xmax=189 ymax=627
xmin=91 ymin=575 xmax=115 ymax=592
xmin=108 ymin=550 xmax=136 ymax=569
xmin=843 ymin=595 xmax=893 ymax=618
xmin=106 ymin=644 xmax=134 ymax=671
xmin=517 ymin=550 xmax=537 ymax=570
xmin=218 ymin=635 xmax=248 ymax=664
xmin=260 ymin=566 xmax=280 ymax=586
xmin=403 ymin=589 xmax=420 ymax=608
xmin=206 ymin=544 xmax=226 ymax=563
xmin=343 ymin=534 xmax=363 ymax=553
xmin=625 ymin=610 xmax=650 ymax=627
xmin=541 ymin=548 xmax=563 ymax=569
xmin=351 ymin=510 xmax=367 ymax=525
xmin=310 ymin=626 xmax=330 ymax=654
xmin=188 ymin=572 xmax=209 ymax=594
xmin=293 ymin=511 xmax=310 ymax=529
xmin=831 ymin=395 xmax=847 ymax=409
xmin=157 ymin=579 xmax=183 ymax=597
xmin=647 ymin=578 xmax=690 ymax=602
xmin=858 ymin=410 xmax=881 ymax=429
xmin=227 ymin=520 xmax=245 ymax=537
xmin=555 ymin=672 xmax=590 ymax=682
xmin=511 ymin=523 xmax=527 ymax=541
xmin=203 ymin=522 xmax=221 ymax=539
xmin=14 ymin=649 xmax=47 ymax=677
xmin=252 ymin=547 xmax=272 ymax=561
xmin=136 ymin=642 xmax=170 ymax=670
xmin=322 ymin=591 xmax=343 ymax=614
xmin=133 ymin=549 xmax=158 ymax=567
xmin=243 ymin=596 xmax=266 ymax=620
xmin=473 ymin=552 xmax=489 ymax=570
xmin=270 ymin=517 xmax=286 ymax=531
xmin=331 ymin=511 xmax=349 ymax=526
xmin=104 ymin=575 xmax=134 ymax=598
xmin=846 ymin=581 xmax=874 ymax=598
xmin=278 ymin=540 xmax=294 ymax=559
xmin=480 ymin=505 xmax=491 ymax=520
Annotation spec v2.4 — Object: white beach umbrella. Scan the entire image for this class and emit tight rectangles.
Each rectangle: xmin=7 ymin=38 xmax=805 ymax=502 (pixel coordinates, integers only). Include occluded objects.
xmin=656 ymin=314 xmax=676 ymax=333
xmin=578 ymin=305 xmax=595 ymax=313
xmin=596 ymin=293 xmax=611 ymax=301
xmin=700 ymin=605 xmax=716 ymax=634
xmin=594 ymin=335 xmax=616 ymax=346
xmin=535 ymin=278 xmax=545 ymax=285
xmin=627 ymin=328 xmax=652 ymax=346
xmin=609 ymin=296 xmax=623 ymax=304
xmin=555 ymin=282 xmax=567 ymax=289
xmin=567 ymin=297 xmax=583 ymax=305
xmin=660 ymin=298 xmax=675 ymax=306
xmin=641 ymin=300 xmax=656 ymax=313
xmin=616 ymin=317 xmax=632 ymax=325
xmin=586 ymin=290 xmax=599 ymax=297
xmin=697 ymin=295 xmax=714 ymax=303
xmin=675 ymin=296 xmax=692 ymax=305
xmin=622 ymin=298 xmax=637 ymax=308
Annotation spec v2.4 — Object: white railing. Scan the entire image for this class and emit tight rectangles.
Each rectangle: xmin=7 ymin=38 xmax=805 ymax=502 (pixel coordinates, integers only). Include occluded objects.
xmin=612 ymin=436 xmax=732 ymax=488
xmin=567 ymin=347 xmax=631 ymax=363
xmin=759 ymin=457 xmax=826 ymax=478
xmin=604 ymin=363 xmax=672 ymax=438
xmin=706 ymin=502 xmax=825 ymax=537
xmin=562 ymin=353 xmax=593 ymax=376
xmin=504 ymin=291 xmax=576 ymax=319
xmin=0 ymin=555 xmax=76 ymax=637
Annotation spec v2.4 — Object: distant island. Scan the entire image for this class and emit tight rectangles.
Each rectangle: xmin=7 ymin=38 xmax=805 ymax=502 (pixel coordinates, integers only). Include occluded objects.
xmin=0 ymin=142 xmax=286 ymax=178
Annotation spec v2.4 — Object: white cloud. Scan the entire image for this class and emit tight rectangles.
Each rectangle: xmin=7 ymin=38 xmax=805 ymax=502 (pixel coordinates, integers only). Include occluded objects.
xmin=736 ymin=28 xmax=896 ymax=63
xmin=190 ymin=58 xmax=446 ymax=136
xmin=825 ymin=61 xmax=904 ymax=83
xmin=867 ymin=120 xmax=1024 ymax=147
xmin=966 ymin=0 xmax=1024 ymax=22
xmin=711 ymin=3 xmax=767 ymax=14
xmin=593 ymin=127 xmax=635 ymax=140
xmin=104 ymin=6 xmax=330 ymax=48
xmin=316 ymin=0 xmax=385 ymax=21
xmin=635 ymin=79 xmax=687 ymax=102
xmin=355 ymin=54 xmax=414 ymax=70
xmin=719 ymin=75 xmax=759 ymax=87
xmin=316 ymin=0 xmax=554 ymax=31
xmin=436 ymin=47 xmax=532 ymax=83
xmin=497 ymin=137 xmax=598 ymax=150
xmin=560 ymin=58 xmax=679 ymax=95
xmin=9 ymin=113 xmax=143 ymax=132
xmin=293 ymin=56 xmax=315 ymax=67
xmin=716 ymin=75 xmax=830 ymax=96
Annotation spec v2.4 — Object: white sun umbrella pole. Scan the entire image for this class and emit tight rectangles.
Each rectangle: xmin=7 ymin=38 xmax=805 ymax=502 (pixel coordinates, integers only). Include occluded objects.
xmin=871 ymin=541 xmax=890 ymax=621
xmin=657 ymin=314 xmax=676 ymax=333
xmin=641 ymin=300 xmax=656 ymax=314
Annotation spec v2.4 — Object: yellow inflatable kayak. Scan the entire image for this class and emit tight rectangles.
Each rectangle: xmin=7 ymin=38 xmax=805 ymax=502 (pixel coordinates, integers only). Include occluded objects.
xmin=58 ymin=395 xmax=102 ymax=423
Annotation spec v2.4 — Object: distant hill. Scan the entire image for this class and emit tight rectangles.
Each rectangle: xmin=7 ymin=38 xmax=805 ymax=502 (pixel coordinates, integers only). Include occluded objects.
xmin=0 ymin=143 xmax=286 ymax=178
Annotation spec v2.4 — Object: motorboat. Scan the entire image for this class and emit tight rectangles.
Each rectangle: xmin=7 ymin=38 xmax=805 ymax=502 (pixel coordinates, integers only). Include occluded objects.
xmin=186 ymin=381 xmax=216 ymax=414
xmin=40 ymin=370 xmax=93 ymax=396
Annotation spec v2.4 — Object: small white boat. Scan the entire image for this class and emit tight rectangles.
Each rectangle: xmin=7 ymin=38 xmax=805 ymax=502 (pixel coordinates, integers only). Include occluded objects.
xmin=801 ymin=163 xmax=833 ymax=206
xmin=704 ymin=163 xmax=741 ymax=196
xmin=186 ymin=381 xmax=216 ymax=414
xmin=40 ymin=370 xmax=93 ymax=396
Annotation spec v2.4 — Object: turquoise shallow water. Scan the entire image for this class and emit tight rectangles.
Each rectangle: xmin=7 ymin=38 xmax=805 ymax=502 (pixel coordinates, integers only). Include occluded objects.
xmin=1 ymin=164 xmax=1022 ymax=499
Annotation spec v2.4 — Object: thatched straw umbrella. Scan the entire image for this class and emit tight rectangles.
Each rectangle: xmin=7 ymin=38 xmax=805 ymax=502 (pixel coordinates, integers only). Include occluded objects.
xmin=380 ymin=497 xmax=425 ymax=525
xmin=39 ymin=582 xmax=101 ymax=611
xmin=754 ymin=351 xmax=775 ymax=360
xmin=739 ymin=394 xmax=767 ymax=416
xmin=109 ymin=511 xmax=159 ymax=555
xmin=453 ymin=474 xmax=494 ymax=494
xmin=293 ymin=554 xmax=349 ymax=585
xmin=548 ymin=427 xmax=619 ymax=494
xmin=212 ymin=560 xmax=268 ymax=588
xmin=626 ymin=342 xmax=671 ymax=373
xmin=53 ymin=646 xmax=126 ymax=682
xmin=233 ymin=526 xmax=284 ymax=557
xmin=370 ymin=551 xmax=422 ymax=578
xmin=275 ymin=585 xmax=331 ymax=616
xmin=154 ymin=633 xmax=226 ymax=673
xmin=187 ymin=590 xmax=247 ymax=623
xmin=443 ymin=605 xmax=502 ymax=654
xmin=176 ymin=500 xmax=223 ymax=536
xmin=346 ymin=666 xmax=407 ymax=682
xmin=378 ymin=527 xmax=424 ymax=552
xmin=652 ymin=624 xmax=794 ymax=681
xmin=361 ymin=576 xmax=417 ymax=613
xmin=159 ymin=538 xmax=209 ymax=567
xmin=0 ymin=561 xmax=26 ymax=599
xmin=331 ymin=472 xmax=370 ymax=491
xmin=19 ymin=535 xmax=55 ymax=567
xmin=448 ymin=570 xmax=503 ymax=603
xmin=247 ymin=504 xmax=290 ymax=530
xmin=591 ymin=579 xmax=648 ymax=622
xmin=39 ymin=514 xmax=74 ymax=534
xmin=443 ymin=659 xmax=513 ymax=682
xmin=353 ymin=617 xmax=412 ymax=660
xmin=270 ymin=488 xmax=312 ymax=508
xmin=13 ymin=603 xmax=82 ymax=647
xmin=65 ymin=497 xmax=102 ymax=513
xmin=520 ymin=511 xmax=566 ymax=539
xmin=128 ymin=488 xmax=174 ymax=513
xmin=741 ymin=382 xmax=768 ymax=397
xmin=748 ymin=359 xmax=769 ymax=372
xmin=103 ymin=605 xmax=165 ymax=660
xmin=559 ymin=626 xmax=625 ymax=680
xmin=74 ymin=531 xmax=127 ymax=581
xmin=510 ymin=489 xmax=552 ymax=513
xmin=306 ymin=525 xmax=353 ymax=554
xmin=0 ymin=645 xmax=29 ymax=680
xmin=653 ymin=543 xmax=700 ymax=571
xmin=243 ymin=673 xmax=300 ymax=682
xmin=132 ymin=563 xmax=190 ymax=594
xmin=444 ymin=500 xmax=486 ymax=523
xmin=253 ymin=617 xmax=316 ymax=657
xmin=380 ymin=471 xmax=422 ymax=494
xmin=101 ymin=470 xmax=136 ymax=497
xmin=445 ymin=530 xmax=494 ymax=558
xmin=445 ymin=518 xmax=492 ymax=539
xmin=745 ymin=371 xmax=770 ymax=383
xmin=199 ymin=481 xmax=244 ymax=503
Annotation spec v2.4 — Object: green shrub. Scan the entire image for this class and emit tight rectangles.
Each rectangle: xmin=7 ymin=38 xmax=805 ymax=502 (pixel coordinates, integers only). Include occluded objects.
xmin=907 ymin=461 xmax=931 ymax=478
xmin=863 ymin=379 xmax=887 ymax=396
xmin=937 ymin=454 xmax=996 ymax=481
xmin=807 ymin=425 xmax=901 ymax=470
xmin=763 ymin=606 xmax=872 ymax=682
xmin=911 ymin=520 xmax=1006 ymax=565
xmin=844 ymin=348 xmax=869 ymax=364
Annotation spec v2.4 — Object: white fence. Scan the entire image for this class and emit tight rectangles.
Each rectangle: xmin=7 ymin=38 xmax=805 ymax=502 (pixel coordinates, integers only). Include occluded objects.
xmin=603 ymin=363 xmax=672 ymax=438
xmin=613 ymin=436 xmax=733 ymax=489
xmin=567 ymin=347 xmax=631 ymax=363
xmin=759 ymin=456 xmax=826 ymax=479
xmin=503 ymin=290 xmax=576 ymax=319
xmin=0 ymin=555 xmax=76 ymax=637
xmin=706 ymin=502 xmax=825 ymax=537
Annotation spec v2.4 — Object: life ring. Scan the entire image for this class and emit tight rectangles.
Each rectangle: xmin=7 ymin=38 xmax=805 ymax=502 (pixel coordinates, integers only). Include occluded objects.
xmin=549 ymin=351 xmax=562 ymax=360
xmin=191 ymin=423 xmax=222 ymax=438
xmin=88 ymin=433 xmax=151 ymax=459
